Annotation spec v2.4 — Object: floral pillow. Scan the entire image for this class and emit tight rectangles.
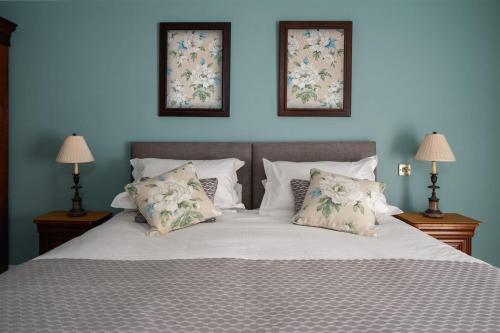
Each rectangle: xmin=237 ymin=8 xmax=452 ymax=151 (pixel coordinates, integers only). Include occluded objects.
xmin=134 ymin=177 xmax=218 ymax=224
xmin=292 ymin=169 xmax=386 ymax=237
xmin=125 ymin=162 xmax=221 ymax=236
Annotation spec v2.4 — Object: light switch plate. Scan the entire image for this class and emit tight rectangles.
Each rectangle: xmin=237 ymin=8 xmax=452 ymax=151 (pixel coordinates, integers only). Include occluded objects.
xmin=398 ymin=163 xmax=411 ymax=176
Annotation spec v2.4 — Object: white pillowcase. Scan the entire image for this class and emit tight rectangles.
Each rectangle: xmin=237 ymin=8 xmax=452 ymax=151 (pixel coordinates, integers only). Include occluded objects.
xmin=111 ymin=183 xmax=245 ymax=211
xmin=373 ymin=197 xmax=403 ymax=217
xmin=259 ymin=156 xmax=378 ymax=216
xmin=130 ymin=158 xmax=245 ymax=209
xmin=111 ymin=192 xmax=136 ymax=210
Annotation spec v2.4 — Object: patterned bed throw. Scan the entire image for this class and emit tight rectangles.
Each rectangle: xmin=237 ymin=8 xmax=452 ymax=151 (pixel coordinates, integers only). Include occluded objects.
xmin=1 ymin=258 xmax=499 ymax=332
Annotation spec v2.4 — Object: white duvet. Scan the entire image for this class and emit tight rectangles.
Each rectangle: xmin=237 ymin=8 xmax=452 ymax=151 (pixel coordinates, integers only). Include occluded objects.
xmin=38 ymin=210 xmax=481 ymax=264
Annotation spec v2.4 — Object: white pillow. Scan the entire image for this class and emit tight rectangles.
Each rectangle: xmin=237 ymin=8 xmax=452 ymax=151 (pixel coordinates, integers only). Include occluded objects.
xmin=111 ymin=192 xmax=136 ymax=209
xmin=111 ymin=182 xmax=245 ymax=211
xmin=130 ymin=158 xmax=245 ymax=209
xmin=259 ymin=156 xmax=378 ymax=216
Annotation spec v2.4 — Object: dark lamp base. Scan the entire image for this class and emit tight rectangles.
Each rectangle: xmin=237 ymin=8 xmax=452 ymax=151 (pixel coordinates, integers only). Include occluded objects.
xmin=424 ymin=209 xmax=443 ymax=218
xmin=67 ymin=209 xmax=87 ymax=217
xmin=67 ymin=172 xmax=86 ymax=217
xmin=424 ymin=172 xmax=444 ymax=218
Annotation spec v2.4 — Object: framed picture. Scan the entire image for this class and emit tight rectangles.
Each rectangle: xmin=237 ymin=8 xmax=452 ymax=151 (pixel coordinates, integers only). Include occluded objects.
xmin=279 ymin=21 xmax=352 ymax=117
xmin=159 ymin=22 xmax=230 ymax=117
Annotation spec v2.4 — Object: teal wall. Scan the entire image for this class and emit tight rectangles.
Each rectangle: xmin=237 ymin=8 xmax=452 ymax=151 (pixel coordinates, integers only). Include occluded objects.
xmin=1 ymin=0 xmax=499 ymax=265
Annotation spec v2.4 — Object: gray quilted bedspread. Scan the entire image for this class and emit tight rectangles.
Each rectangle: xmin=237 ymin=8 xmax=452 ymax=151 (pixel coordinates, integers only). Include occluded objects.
xmin=1 ymin=258 xmax=499 ymax=332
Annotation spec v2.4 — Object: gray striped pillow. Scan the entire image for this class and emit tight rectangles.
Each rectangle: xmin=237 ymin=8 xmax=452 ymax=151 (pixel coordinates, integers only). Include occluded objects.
xmin=290 ymin=179 xmax=310 ymax=213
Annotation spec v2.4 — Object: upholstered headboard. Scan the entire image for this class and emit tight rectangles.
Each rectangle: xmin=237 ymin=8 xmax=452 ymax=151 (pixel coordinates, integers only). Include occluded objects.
xmin=251 ymin=142 xmax=376 ymax=209
xmin=130 ymin=142 xmax=253 ymax=208
xmin=130 ymin=141 xmax=376 ymax=209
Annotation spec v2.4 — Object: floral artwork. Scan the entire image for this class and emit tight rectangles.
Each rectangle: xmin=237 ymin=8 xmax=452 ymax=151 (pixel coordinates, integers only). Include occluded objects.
xmin=159 ymin=23 xmax=230 ymax=116
xmin=166 ymin=30 xmax=223 ymax=109
xmin=286 ymin=29 xmax=345 ymax=109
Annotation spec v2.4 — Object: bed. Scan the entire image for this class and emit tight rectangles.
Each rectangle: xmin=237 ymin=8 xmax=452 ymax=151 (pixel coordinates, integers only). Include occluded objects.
xmin=1 ymin=142 xmax=499 ymax=333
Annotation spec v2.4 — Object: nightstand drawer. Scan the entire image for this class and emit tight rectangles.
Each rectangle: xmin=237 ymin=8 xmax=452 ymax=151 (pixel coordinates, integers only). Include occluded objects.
xmin=434 ymin=238 xmax=468 ymax=253
xmin=34 ymin=211 xmax=112 ymax=255
xmin=395 ymin=212 xmax=480 ymax=256
xmin=37 ymin=227 xmax=88 ymax=255
xmin=39 ymin=234 xmax=79 ymax=255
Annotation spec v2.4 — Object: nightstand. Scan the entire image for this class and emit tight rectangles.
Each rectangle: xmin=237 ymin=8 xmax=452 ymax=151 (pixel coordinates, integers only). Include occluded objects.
xmin=34 ymin=211 xmax=112 ymax=255
xmin=395 ymin=212 xmax=480 ymax=255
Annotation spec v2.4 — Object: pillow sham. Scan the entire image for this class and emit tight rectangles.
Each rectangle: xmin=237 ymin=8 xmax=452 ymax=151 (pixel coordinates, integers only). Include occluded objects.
xmin=290 ymin=178 xmax=402 ymax=216
xmin=292 ymin=169 xmax=384 ymax=237
xmin=134 ymin=177 xmax=218 ymax=224
xmin=259 ymin=156 xmax=378 ymax=216
xmin=130 ymin=158 xmax=245 ymax=209
xmin=125 ymin=162 xmax=220 ymax=235
xmin=111 ymin=191 xmax=140 ymax=210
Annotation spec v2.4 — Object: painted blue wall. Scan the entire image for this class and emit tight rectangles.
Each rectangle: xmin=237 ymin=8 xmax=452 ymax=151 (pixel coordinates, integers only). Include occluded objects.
xmin=1 ymin=0 xmax=499 ymax=265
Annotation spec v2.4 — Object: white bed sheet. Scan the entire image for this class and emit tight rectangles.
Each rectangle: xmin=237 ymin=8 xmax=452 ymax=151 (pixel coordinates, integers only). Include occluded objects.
xmin=38 ymin=210 xmax=481 ymax=263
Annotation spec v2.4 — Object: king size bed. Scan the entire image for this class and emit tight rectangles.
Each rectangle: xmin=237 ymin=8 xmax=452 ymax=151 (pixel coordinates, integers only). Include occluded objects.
xmin=1 ymin=142 xmax=499 ymax=332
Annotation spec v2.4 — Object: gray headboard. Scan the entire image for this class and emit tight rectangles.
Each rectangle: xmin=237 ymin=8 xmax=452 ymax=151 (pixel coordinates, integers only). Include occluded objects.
xmin=252 ymin=142 xmax=376 ymax=209
xmin=130 ymin=141 xmax=376 ymax=210
xmin=130 ymin=142 xmax=253 ymax=208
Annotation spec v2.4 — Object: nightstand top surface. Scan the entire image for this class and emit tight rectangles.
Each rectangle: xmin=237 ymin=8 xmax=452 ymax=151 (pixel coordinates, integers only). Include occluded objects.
xmin=396 ymin=212 xmax=480 ymax=225
xmin=34 ymin=211 xmax=112 ymax=224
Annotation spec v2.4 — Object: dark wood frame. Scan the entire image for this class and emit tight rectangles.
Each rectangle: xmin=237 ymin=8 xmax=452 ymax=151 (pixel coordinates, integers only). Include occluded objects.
xmin=159 ymin=22 xmax=231 ymax=117
xmin=0 ymin=17 xmax=16 ymax=274
xmin=278 ymin=21 xmax=352 ymax=117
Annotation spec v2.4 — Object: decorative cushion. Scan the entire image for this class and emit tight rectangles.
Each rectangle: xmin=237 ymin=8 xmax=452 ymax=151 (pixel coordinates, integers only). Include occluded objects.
xmin=125 ymin=162 xmax=220 ymax=235
xmin=291 ymin=178 xmax=400 ymax=217
xmin=292 ymin=169 xmax=386 ymax=237
xmin=199 ymin=178 xmax=219 ymax=202
xmin=135 ymin=177 xmax=218 ymax=224
xmin=259 ymin=156 xmax=378 ymax=216
xmin=290 ymin=179 xmax=310 ymax=213
xmin=130 ymin=158 xmax=245 ymax=209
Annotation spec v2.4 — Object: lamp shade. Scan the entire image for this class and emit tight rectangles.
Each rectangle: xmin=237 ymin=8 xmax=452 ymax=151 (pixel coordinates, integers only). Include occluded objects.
xmin=56 ymin=134 xmax=95 ymax=164
xmin=414 ymin=132 xmax=456 ymax=162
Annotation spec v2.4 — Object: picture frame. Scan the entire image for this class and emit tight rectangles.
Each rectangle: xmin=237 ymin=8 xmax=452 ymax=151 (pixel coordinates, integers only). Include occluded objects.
xmin=279 ymin=21 xmax=352 ymax=117
xmin=159 ymin=22 xmax=231 ymax=117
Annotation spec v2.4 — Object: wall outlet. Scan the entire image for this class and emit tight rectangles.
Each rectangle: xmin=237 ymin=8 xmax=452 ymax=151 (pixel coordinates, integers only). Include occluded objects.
xmin=398 ymin=163 xmax=411 ymax=176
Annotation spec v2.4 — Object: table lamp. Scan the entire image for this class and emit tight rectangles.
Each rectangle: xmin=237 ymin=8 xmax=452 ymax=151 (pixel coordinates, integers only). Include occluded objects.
xmin=414 ymin=132 xmax=456 ymax=218
xmin=56 ymin=134 xmax=95 ymax=216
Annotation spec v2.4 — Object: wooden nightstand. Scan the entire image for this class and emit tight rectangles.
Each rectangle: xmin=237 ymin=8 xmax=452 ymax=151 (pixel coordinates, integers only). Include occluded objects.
xmin=395 ymin=212 xmax=480 ymax=255
xmin=34 ymin=211 xmax=112 ymax=255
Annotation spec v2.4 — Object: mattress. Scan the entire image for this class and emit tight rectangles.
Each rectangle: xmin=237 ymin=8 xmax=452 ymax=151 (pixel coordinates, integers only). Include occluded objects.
xmin=1 ymin=211 xmax=499 ymax=333
xmin=39 ymin=210 xmax=480 ymax=262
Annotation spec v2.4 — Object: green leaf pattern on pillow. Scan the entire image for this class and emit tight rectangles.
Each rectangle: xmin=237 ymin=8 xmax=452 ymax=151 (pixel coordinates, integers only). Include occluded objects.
xmin=292 ymin=169 xmax=385 ymax=237
xmin=125 ymin=162 xmax=220 ymax=236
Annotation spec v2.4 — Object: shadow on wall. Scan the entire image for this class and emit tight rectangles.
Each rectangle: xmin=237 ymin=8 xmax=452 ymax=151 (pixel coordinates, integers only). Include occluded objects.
xmin=391 ymin=127 xmax=420 ymax=211
xmin=83 ymin=141 xmax=131 ymax=213
xmin=29 ymin=132 xmax=65 ymax=207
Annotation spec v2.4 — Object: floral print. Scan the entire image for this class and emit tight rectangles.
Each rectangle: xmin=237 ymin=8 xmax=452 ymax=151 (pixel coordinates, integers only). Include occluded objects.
xmin=287 ymin=29 xmax=345 ymax=108
xmin=166 ymin=30 xmax=223 ymax=108
xmin=292 ymin=169 xmax=386 ymax=237
xmin=125 ymin=162 xmax=220 ymax=236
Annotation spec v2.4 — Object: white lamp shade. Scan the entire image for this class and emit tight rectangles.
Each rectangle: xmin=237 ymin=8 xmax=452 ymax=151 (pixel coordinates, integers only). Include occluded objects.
xmin=56 ymin=134 xmax=95 ymax=164
xmin=415 ymin=132 xmax=456 ymax=162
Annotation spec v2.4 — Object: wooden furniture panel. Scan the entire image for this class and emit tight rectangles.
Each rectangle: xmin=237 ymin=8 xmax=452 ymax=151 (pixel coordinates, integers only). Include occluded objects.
xmin=395 ymin=212 xmax=480 ymax=255
xmin=0 ymin=17 xmax=16 ymax=274
xmin=34 ymin=211 xmax=112 ymax=255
